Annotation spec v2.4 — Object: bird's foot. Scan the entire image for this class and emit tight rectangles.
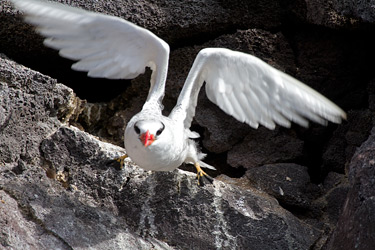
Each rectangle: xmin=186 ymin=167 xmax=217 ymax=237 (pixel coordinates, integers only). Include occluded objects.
xmin=194 ymin=162 xmax=214 ymax=186
xmin=115 ymin=154 xmax=128 ymax=169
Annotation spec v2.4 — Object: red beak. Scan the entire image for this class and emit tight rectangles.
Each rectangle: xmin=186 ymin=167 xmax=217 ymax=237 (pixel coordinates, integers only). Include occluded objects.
xmin=140 ymin=130 xmax=155 ymax=147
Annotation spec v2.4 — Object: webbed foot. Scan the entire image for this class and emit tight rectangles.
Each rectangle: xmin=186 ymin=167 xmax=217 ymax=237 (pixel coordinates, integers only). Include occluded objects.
xmin=115 ymin=154 xmax=128 ymax=169
xmin=194 ymin=162 xmax=214 ymax=186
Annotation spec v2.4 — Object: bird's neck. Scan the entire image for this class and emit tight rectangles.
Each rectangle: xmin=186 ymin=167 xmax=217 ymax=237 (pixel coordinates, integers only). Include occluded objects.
xmin=142 ymin=100 xmax=164 ymax=114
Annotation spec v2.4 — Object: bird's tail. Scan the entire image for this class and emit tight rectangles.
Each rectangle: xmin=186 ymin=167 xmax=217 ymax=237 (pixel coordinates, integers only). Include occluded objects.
xmin=199 ymin=160 xmax=216 ymax=170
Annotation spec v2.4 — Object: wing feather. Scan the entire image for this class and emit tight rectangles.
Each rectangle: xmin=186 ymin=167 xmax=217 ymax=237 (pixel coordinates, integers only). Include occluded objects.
xmin=170 ymin=48 xmax=346 ymax=130
xmin=12 ymin=0 xmax=169 ymax=105
xmin=269 ymin=107 xmax=291 ymax=128
xmin=243 ymin=85 xmax=276 ymax=129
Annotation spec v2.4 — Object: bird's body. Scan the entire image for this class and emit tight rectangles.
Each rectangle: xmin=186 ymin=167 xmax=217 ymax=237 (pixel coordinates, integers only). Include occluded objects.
xmin=125 ymin=94 xmax=213 ymax=173
xmin=125 ymin=108 xmax=187 ymax=172
xmin=11 ymin=0 xmax=346 ymax=184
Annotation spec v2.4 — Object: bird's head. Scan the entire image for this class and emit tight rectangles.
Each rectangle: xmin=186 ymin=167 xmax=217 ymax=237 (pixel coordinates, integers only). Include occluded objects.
xmin=133 ymin=120 xmax=165 ymax=147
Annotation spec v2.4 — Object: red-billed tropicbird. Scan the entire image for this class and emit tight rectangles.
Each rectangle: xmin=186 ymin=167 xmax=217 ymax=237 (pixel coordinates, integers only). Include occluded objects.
xmin=11 ymin=0 xmax=346 ymax=185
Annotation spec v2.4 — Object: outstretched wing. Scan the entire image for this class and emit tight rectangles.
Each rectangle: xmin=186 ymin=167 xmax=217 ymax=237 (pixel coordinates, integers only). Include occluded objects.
xmin=170 ymin=48 xmax=346 ymax=130
xmin=11 ymin=0 xmax=169 ymax=104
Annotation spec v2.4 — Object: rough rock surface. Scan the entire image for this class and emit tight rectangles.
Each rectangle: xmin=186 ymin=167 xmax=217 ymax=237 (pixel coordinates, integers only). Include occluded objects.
xmin=246 ymin=163 xmax=318 ymax=209
xmin=228 ymin=128 xmax=304 ymax=170
xmin=324 ymin=128 xmax=375 ymax=249
xmin=0 ymin=55 xmax=172 ymax=249
xmin=40 ymin=126 xmax=322 ymax=249
xmin=1 ymin=0 xmax=375 ymax=249
xmin=0 ymin=57 xmax=322 ymax=249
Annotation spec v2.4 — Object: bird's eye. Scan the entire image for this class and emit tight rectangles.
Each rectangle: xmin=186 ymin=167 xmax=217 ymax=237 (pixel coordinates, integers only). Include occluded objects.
xmin=156 ymin=123 xmax=165 ymax=136
xmin=134 ymin=125 xmax=140 ymax=134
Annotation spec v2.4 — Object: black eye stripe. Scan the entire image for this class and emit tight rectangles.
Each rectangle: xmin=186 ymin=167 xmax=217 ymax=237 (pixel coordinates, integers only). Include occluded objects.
xmin=134 ymin=125 xmax=140 ymax=134
xmin=156 ymin=123 xmax=165 ymax=136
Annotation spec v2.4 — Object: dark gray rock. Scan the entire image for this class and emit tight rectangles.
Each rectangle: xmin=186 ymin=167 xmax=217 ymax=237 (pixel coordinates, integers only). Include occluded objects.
xmin=0 ymin=54 xmax=321 ymax=249
xmin=283 ymin=0 xmax=375 ymax=30
xmin=324 ymin=182 xmax=350 ymax=225
xmin=193 ymin=93 xmax=251 ymax=154
xmin=39 ymin=126 xmax=322 ymax=250
xmin=0 ymin=54 xmax=173 ymax=250
xmin=368 ymin=78 xmax=375 ymax=111
xmin=323 ymin=171 xmax=347 ymax=191
xmin=303 ymin=0 xmax=358 ymax=29
xmin=0 ymin=190 xmax=70 ymax=249
xmin=325 ymin=127 xmax=375 ymax=250
xmin=323 ymin=110 xmax=374 ymax=174
xmin=246 ymin=163 xmax=318 ymax=209
xmin=0 ymin=53 xmax=63 ymax=165
xmin=311 ymin=172 xmax=349 ymax=231
xmin=227 ymin=128 xmax=304 ymax=169
xmin=332 ymin=0 xmax=375 ymax=24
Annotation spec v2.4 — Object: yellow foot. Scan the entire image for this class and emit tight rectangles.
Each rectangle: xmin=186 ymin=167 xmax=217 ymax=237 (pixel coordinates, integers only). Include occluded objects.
xmin=115 ymin=154 xmax=128 ymax=169
xmin=194 ymin=162 xmax=214 ymax=186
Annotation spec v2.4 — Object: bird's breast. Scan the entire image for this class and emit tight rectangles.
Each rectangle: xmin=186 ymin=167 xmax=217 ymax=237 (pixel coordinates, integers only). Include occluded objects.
xmin=124 ymin=136 xmax=187 ymax=172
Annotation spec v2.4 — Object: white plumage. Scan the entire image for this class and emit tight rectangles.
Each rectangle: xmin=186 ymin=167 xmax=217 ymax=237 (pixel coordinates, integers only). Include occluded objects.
xmin=12 ymin=0 xmax=346 ymax=184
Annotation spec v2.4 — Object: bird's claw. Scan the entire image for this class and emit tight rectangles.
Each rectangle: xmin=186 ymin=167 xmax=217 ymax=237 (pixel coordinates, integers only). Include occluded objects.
xmin=195 ymin=163 xmax=214 ymax=186
xmin=115 ymin=154 xmax=128 ymax=169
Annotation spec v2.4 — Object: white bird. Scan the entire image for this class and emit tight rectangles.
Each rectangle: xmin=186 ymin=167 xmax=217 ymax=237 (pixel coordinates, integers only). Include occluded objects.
xmin=12 ymin=0 xmax=346 ymax=185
